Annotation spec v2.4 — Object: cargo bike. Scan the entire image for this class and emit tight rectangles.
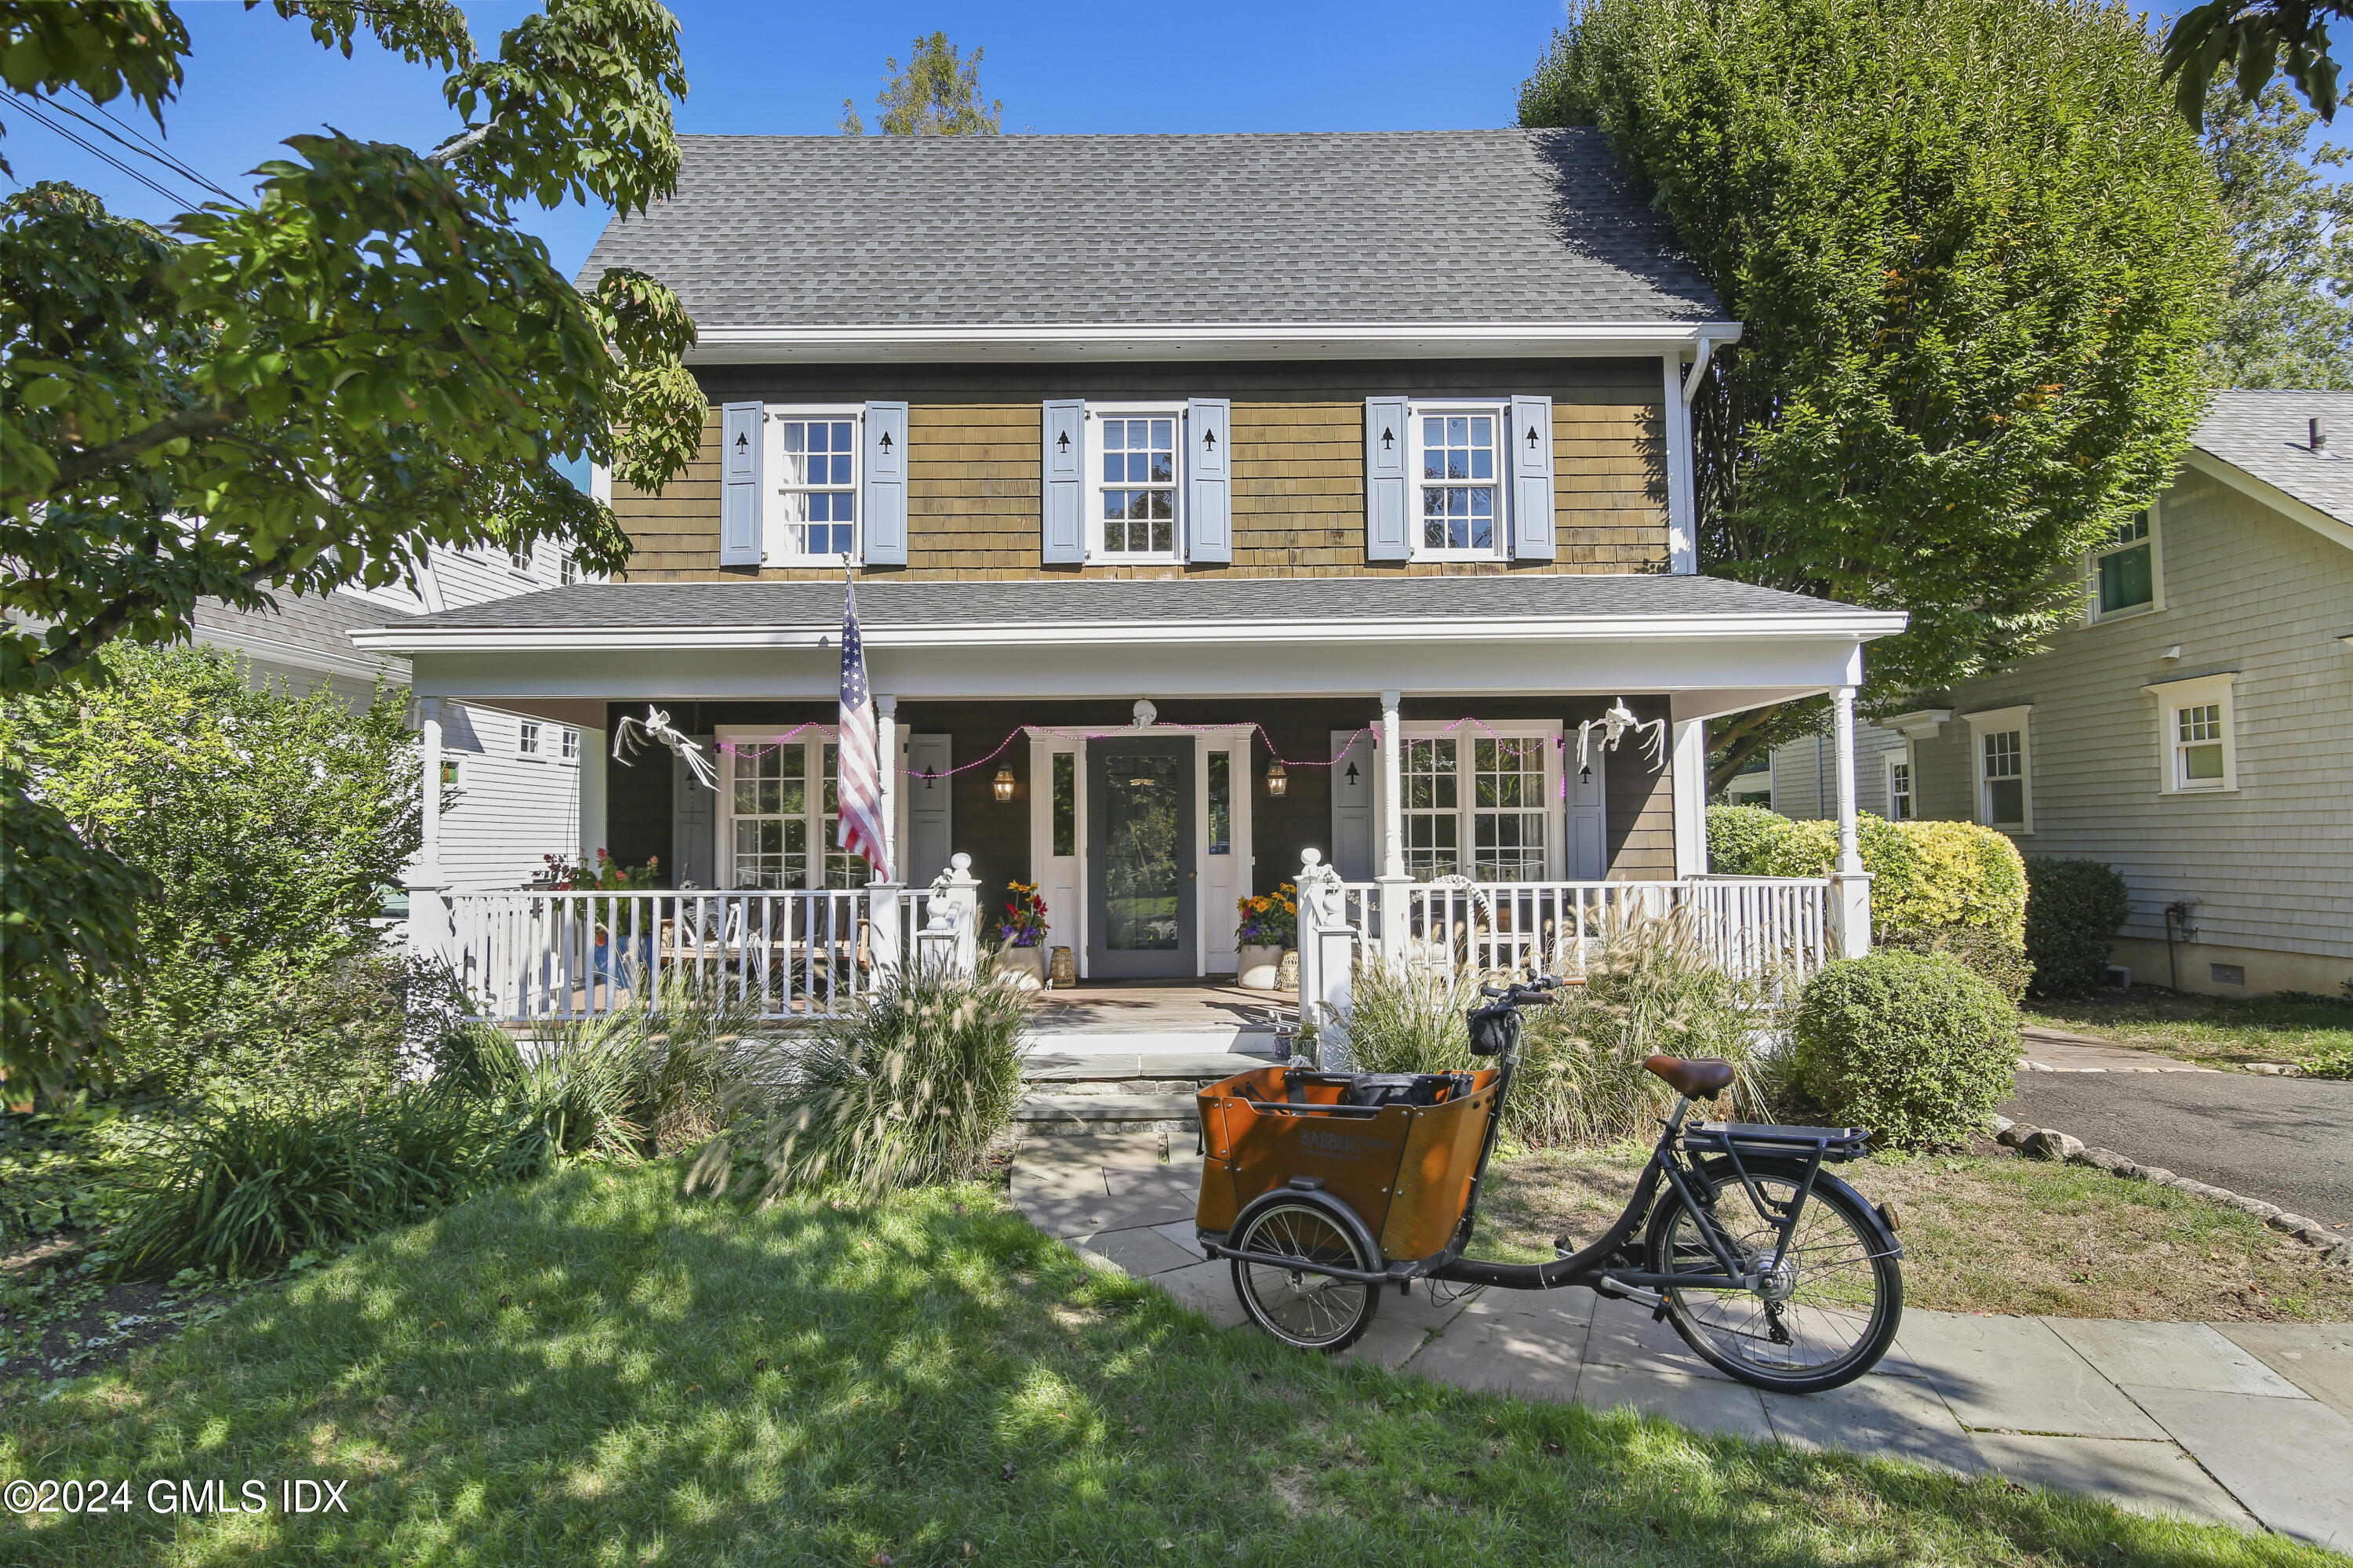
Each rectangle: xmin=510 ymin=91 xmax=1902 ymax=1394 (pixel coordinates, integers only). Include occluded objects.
xmin=1193 ymin=977 xmax=1904 ymax=1393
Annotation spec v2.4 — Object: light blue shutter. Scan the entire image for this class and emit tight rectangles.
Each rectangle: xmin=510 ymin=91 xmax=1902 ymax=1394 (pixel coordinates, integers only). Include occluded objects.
xmin=719 ymin=401 xmax=762 ymax=566
xmin=1509 ymin=395 xmax=1555 ymax=562
xmin=1365 ymin=397 xmax=1409 ymax=560
xmin=863 ymin=401 xmax=908 ymax=566
xmin=1042 ymin=399 xmax=1086 ymax=563
xmin=1186 ymin=397 xmax=1231 ymax=563
xmin=1329 ymin=729 xmax=1376 ymax=881
xmin=905 ymin=733 xmax=953 ymax=885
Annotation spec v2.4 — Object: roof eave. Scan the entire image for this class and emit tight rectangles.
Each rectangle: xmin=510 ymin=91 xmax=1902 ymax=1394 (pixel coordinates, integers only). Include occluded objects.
xmin=351 ymin=605 xmax=1904 ymax=656
xmin=2184 ymin=447 xmax=2353 ymax=552
xmin=684 ymin=320 xmax=1745 ymax=366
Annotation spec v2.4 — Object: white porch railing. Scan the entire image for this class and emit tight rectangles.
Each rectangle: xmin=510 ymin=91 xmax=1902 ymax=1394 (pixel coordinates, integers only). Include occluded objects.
xmin=414 ymin=857 xmax=981 ymax=1024
xmin=1293 ymin=852 xmax=1839 ymax=1047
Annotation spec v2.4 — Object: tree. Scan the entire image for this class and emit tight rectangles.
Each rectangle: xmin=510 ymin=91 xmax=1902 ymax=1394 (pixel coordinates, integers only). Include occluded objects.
xmin=0 ymin=0 xmax=703 ymax=1102
xmin=1521 ymin=0 xmax=2228 ymax=791
xmin=2162 ymin=0 xmax=2346 ymax=131
xmin=838 ymin=33 xmax=1002 ymax=136
xmin=2205 ymin=84 xmax=2353 ymax=388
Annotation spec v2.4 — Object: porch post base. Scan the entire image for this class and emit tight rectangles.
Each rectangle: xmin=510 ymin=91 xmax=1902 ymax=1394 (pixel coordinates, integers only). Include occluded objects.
xmin=1829 ymin=872 xmax=1873 ymax=961
xmin=1373 ymin=874 xmax=1413 ymax=970
xmin=866 ymin=882 xmax=904 ymax=977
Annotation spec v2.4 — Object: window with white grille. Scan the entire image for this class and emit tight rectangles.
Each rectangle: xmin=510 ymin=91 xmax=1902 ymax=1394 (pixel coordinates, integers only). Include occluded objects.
xmin=1397 ymin=728 xmax=1560 ymax=882
xmin=2146 ymin=673 xmax=2238 ymax=795
xmin=722 ymin=735 xmax=862 ymax=890
xmin=1413 ymin=408 xmax=1503 ymax=558
xmin=1094 ymin=411 xmax=1180 ymax=558
xmin=766 ymin=414 xmax=859 ymax=562
xmin=1886 ymin=758 xmax=1914 ymax=820
xmin=517 ymin=720 xmax=542 ymax=757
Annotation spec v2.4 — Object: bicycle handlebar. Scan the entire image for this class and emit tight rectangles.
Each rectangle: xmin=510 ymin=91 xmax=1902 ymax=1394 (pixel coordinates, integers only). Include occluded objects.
xmin=1478 ymin=976 xmax=1566 ymax=1005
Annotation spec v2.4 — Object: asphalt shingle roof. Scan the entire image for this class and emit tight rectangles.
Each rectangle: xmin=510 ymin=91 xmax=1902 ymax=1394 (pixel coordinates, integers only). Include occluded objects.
xmin=376 ymin=575 xmax=1856 ymax=635
xmin=576 ymin=129 xmax=1723 ymax=329
xmin=2195 ymin=391 xmax=2353 ymax=526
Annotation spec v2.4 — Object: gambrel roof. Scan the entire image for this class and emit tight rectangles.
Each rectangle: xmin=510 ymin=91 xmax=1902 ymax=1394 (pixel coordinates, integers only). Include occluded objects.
xmin=2193 ymin=391 xmax=2353 ymax=533
xmin=577 ymin=129 xmax=1723 ymax=333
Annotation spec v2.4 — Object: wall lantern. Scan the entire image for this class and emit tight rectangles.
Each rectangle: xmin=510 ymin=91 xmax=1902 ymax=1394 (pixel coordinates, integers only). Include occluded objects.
xmin=993 ymin=765 xmax=1017 ymax=803
xmin=1264 ymin=759 xmax=1289 ymax=798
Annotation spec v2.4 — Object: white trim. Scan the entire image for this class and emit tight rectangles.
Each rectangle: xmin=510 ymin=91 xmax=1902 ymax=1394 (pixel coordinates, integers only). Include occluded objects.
xmin=1881 ymin=708 xmax=1952 ymax=741
xmin=2143 ymin=671 xmax=2240 ymax=795
xmin=1661 ymin=355 xmax=1697 ymax=574
xmin=1086 ymin=402 xmax=1187 ymax=564
xmin=2184 ymin=449 xmax=2353 ymax=553
xmin=1883 ymin=747 xmax=1915 ymax=821
xmin=1389 ymin=719 xmax=1565 ymax=882
xmin=2086 ymin=497 xmax=2164 ymax=624
xmin=686 ymin=320 xmax=1747 ymax=365
xmin=1962 ymin=704 xmax=2035 ymax=835
xmin=715 ymin=724 xmax=848 ymax=890
xmin=356 ymin=606 xmax=1910 ymax=655
xmin=1405 ymin=400 xmax=1509 ymax=562
xmin=762 ymin=405 xmax=867 ymax=567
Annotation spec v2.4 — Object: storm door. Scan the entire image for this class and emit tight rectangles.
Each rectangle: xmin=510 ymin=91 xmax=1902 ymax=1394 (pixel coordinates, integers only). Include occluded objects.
xmin=1087 ymin=734 xmax=1196 ymax=978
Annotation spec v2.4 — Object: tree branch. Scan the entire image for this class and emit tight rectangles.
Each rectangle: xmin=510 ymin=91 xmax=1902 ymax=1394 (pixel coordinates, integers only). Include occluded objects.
xmin=49 ymin=399 xmax=249 ymax=493
xmin=425 ymin=119 xmax=497 ymax=166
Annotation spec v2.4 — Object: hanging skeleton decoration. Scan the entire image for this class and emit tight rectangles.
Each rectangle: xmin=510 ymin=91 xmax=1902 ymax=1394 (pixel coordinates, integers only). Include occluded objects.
xmin=611 ymin=705 xmax=718 ymax=790
xmin=1576 ymin=697 xmax=1668 ymax=772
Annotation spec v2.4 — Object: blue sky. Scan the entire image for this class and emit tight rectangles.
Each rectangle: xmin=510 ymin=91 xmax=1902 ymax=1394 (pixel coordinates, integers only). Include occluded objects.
xmin=4 ymin=0 xmax=1570 ymax=278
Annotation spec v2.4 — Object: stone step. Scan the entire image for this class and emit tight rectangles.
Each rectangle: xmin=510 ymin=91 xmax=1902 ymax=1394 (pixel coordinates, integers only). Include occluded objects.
xmin=1016 ymin=1091 xmax=1201 ymax=1124
xmin=1020 ymin=1046 xmax=1278 ymax=1083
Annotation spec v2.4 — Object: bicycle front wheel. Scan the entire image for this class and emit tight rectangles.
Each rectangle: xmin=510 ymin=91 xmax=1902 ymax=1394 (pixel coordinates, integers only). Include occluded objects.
xmin=1644 ymin=1158 xmax=1900 ymax=1394
xmin=1231 ymin=1201 xmax=1380 ymax=1354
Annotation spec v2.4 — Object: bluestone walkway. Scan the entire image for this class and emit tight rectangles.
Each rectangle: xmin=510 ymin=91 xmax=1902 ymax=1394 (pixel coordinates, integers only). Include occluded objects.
xmin=1012 ymin=1132 xmax=2353 ymax=1551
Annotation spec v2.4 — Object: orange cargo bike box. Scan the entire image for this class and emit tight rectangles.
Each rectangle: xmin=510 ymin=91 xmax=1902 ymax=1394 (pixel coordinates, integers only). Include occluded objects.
xmin=1194 ymin=1064 xmax=1503 ymax=1271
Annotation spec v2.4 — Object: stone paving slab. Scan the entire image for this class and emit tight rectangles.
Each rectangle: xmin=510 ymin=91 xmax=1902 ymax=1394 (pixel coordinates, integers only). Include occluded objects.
xmin=2018 ymin=1029 xmax=2219 ymax=1074
xmin=1009 ymin=1144 xmax=2353 ymax=1541
xmin=2046 ymin=1319 xmax=2308 ymax=1399
xmin=2123 ymin=1385 xmax=2353 ymax=1550
xmin=1892 ymin=1312 xmax=2168 ymax=1439
xmin=2215 ymin=1322 xmax=2353 ymax=1421
xmin=1020 ymin=1048 xmax=1274 ymax=1080
xmin=1017 ymin=1092 xmax=1200 ymax=1122
xmin=1970 ymin=1433 xmax=2259 ymax=1528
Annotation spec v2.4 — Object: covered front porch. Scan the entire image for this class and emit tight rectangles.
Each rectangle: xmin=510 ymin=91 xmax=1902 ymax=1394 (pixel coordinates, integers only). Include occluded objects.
xmin=351 ymin=576 xmax=1904 ymax=1025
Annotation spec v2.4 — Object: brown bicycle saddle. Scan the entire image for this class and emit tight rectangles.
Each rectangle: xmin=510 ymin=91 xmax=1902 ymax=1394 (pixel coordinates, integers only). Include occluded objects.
xmin=1643 ymin=1054 xmax=1735 ymax=1097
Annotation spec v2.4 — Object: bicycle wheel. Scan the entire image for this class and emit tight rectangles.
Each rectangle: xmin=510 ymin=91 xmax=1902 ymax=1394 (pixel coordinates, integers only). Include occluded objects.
xmin=1231 ymin=1202 xmax=1381 ymax=1354
xmin=1644 ymin=1157 xmax=1900 ymax=1394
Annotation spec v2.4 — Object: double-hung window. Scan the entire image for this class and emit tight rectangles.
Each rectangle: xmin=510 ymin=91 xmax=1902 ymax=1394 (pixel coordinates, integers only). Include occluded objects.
xmin=1093 ymin=408 xmax=1181 ymax=559
xmin=765 ymin=411 xmax=860 ymax=564
xmin=1398 ymin=726 xmax=1560 ymax=882
xmin=1413 ymin=406 xmax=1503 ymax=559
xmin=1886 ymin=756 xmax=1915 ymax=820
xmin=722 ymin=732 xmax=863 ymax=890
xmin=1966 ymin=706 xmax=2033 ymax=832
xmin=517 ymin=720 xmax=542 ymax=758
xmin=2089 ymin=508 xmax=2159 ymax=620
xmin=2144 ymin=673 xmax=2238 ymax=794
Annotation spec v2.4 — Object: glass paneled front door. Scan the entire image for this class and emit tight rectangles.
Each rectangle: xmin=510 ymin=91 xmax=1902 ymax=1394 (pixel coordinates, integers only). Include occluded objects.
xmin=1087 ymin=735 xmax=1195 ymax=978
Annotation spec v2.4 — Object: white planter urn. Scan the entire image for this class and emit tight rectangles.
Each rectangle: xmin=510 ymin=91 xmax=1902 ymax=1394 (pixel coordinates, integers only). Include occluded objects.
xmin=1238 ymin=943 xmax=1289 ymax=991
xmin=999 ymin=944 xmax=1046 ymax=990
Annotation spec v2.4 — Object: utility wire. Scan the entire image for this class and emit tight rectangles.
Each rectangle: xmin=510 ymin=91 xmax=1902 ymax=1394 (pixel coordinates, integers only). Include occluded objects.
xmin=6 ymin=96 xmax=208 ymax=211
xmin=58 ymin=87 xmax=238 ymax=203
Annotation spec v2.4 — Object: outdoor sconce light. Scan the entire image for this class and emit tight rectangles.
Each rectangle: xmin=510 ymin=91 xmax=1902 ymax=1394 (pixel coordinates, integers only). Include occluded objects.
xmin=993 ymin=765 xmax=1016 ymax=803
xmin=1264 ymin=759 xmax=1289 ymax=798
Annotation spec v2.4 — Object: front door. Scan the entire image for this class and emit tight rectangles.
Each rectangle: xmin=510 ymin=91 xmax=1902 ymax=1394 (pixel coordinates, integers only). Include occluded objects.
xmin=1087 ymin=735 xmax=1196 ymax=978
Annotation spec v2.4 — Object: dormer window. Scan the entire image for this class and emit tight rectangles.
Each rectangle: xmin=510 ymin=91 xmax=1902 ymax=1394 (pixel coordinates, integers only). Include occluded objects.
xmin=1092 ymin=408 xmax=1181 ymax=560
xmin=1413 ymin=405 xmax=1504 ymax=560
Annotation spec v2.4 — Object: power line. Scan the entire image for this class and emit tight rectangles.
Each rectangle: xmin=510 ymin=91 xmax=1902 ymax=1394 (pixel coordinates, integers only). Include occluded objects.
xmin=5 ymin=95 xmax=207 ymax=211
xmin=58 ymin=88 xmax=238 ymax=203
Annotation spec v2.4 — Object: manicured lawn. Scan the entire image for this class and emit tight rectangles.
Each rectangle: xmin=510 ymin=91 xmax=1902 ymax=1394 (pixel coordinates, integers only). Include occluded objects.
xmin=2028 ymin=988 xmax=2353 ymax=1075
xmin=1480 ymin=1146 xmax=2353 ymax=1322
xmin=7 ymin=1163 xmax=2340 ymax=1566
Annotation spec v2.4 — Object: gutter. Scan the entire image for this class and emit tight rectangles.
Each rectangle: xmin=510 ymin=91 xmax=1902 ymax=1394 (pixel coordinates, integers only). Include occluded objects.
xmin=686 ymin=319 xmax=1745 ymax=366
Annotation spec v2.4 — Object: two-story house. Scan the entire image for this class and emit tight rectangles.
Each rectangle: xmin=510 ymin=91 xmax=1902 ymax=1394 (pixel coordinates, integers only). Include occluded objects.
xmin=355 ymin=130 xmax=1902 ymax=1011
xmin=1755 ymin=391 xmax=2353 ymax=999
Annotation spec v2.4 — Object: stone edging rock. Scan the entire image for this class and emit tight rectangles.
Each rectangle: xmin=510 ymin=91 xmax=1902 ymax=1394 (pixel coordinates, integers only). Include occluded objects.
xmin=1990 ymin=1114 xmax=2352 ymax=1271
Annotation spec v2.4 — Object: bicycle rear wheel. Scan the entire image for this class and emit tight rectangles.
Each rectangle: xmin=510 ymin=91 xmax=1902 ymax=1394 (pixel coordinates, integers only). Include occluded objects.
xmin=1644 ymin=1158 xmax=1900 ymax=1394
xmin=1231 ymin=1202 xmax=1380 ymax=1354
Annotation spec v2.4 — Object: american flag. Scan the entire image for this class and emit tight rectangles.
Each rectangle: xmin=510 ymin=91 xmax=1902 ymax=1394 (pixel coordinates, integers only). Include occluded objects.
xmin=835 ymin=577 xmax=892 ymax=882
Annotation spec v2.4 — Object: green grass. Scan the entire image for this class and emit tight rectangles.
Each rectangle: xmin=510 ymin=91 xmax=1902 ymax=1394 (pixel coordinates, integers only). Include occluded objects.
xmin=2028 ymin=988 xmax=2353 ymax=1075
xmin=5 ymin=1162 xmax=2343 ymax=1567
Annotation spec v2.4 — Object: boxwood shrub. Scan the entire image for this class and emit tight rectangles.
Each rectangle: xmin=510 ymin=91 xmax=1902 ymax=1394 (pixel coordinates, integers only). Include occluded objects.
xmin=1789 ymin=951 xmax=2020 ymax=1150
xmin=2022 ymin=856 xmax=2133 ymax=999
xmin=1706 ymin=805 xmax=2026 ymax=944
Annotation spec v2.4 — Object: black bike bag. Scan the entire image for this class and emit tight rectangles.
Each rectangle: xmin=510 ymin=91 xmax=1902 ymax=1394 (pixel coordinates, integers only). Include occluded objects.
xmin=1683 ymin=1122 xmax=1873 ymax=1162
xmin=1337 ymin=1071 xmax=1475 ymax=1109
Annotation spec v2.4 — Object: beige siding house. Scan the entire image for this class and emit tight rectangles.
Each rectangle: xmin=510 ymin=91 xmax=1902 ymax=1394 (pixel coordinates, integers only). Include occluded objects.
xmin=1764 ymin=391 xmax=2353 ymax=996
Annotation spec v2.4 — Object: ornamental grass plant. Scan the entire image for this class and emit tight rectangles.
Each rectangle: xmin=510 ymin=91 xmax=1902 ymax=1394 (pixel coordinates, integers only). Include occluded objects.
xmin=690 ymin=956 xmax=1031 ymax=1199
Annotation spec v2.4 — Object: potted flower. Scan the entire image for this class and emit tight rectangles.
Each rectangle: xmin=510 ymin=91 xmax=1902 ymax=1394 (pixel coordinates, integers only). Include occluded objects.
xmin=1235 ymin=882 xmax=1298 ymax=990
xmin=996 ymin=881 xmax=1049 ymax=989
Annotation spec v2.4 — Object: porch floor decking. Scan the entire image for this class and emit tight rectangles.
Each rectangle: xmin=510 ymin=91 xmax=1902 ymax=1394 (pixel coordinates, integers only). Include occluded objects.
xmin=1023 ymin=980 xmax=1289 ymax=1036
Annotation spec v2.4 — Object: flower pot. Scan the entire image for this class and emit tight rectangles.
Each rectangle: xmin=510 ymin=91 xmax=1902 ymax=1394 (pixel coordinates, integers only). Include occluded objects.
xmin=1238 ymin=943 xmax=1287 ymax=991
xmin=1000 ymin=944 xmax=1046 ymax=990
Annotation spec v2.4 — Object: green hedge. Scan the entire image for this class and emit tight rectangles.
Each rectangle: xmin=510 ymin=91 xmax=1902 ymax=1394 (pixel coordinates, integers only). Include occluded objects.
xmin=1789 ymin=951 xmax=2020 ymax=1150
xmin=1706 ymin=805 xmax=2027 ymax=943
xmin=2022 ymin=857 xmax=2132 ymax=999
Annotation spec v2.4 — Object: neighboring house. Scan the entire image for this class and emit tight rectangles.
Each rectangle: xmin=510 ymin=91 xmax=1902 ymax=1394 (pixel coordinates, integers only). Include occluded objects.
xmin=1761 ymin=391 xmax=2353 ymax=998
xmin=355 ymin=130 xmax=1904 ymax=990
xmin=196 ymin=540 xmax=603 ymax=890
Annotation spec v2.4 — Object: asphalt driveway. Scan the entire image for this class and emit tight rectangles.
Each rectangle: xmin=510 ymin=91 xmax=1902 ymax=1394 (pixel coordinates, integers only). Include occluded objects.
xmin=2003 ymin=1070 xmax=2353 ymax=1233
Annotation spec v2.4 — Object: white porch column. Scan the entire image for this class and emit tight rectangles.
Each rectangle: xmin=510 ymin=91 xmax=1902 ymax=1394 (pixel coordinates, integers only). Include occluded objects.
xmin=1829 ymin=683 xmax=1873 ymax=958
xmin=1376 ymin=689 xmax=1410 ymax=966
xmin=1671 ymin=719 xmax=1709 ymax=879
xmin=576 ymin=724 xmax=608 ymax=862
xmin=874 ymin=693 xmax=899 ymax=882
xmin=409 ymin=697 xmax=453 ymax=967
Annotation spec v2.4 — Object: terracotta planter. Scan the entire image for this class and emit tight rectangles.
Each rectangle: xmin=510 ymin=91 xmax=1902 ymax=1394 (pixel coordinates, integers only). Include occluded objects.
xmin=1238 ymin=943 xmax=1289 ymax=991
xmin=999 ymin=944 xmax=1046 ymax=990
